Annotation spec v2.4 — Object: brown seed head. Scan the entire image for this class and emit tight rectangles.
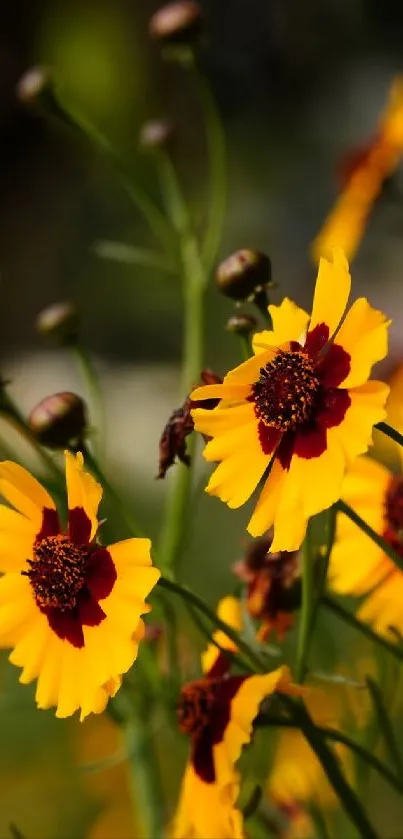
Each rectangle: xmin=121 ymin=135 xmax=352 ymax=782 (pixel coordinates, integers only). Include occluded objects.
xmin=226 ymin=314 xmax=257 ymax=337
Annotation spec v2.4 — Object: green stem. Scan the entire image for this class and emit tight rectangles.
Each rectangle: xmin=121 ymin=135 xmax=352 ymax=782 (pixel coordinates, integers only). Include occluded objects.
xmin=0 ymin=393 xmax=62 ymax=481
xmin=46 ymin=88 xmax=174 ymax=253
xmin=92 ymin=240 xmax=176 ymax=273
xmin=256 ymin=713 xmax=403 ymax=796
xmin=193 ymin=67 xmax=227 ymax=273
xmin=321 ymin=594 xmax=403 ymax=663
xmin=375 ymin=421 xmax=403 ymax=449
xmin=73 ymin=345 xmax=104 ymax=456
xmin=280 ymin=697 xmax=380 ymax=839
xmin=158 ymin=576 xmax=265 ymax=673
xmin=124 ymin=716 xmax=165 ymax=838
xmin=184 ymin=598 xmax=254 ymax=674
xmin=336 ymin=499 xmax=403 ymax=574
xmin=157 ymin=154 xmax=206 ymax=575
xmin=253 ymin=287 xmax=273 ymax=327
xmin=81 ymin=445 xmax=144 ymax=538
xmin=366 ymin=676 xmax=403 ymax=782
xmin=295 ymin=520 xmax=314 ymax=682
xmin=239 ymin=334 xmax=252 ymax=361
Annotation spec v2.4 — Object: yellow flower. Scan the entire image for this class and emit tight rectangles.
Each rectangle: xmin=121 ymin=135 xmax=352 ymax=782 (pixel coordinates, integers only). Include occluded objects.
xmin=312 ymin=76 xmax=403 ymax=263
xmin=191 ymin=249 xmax=390 ymax=552
xmin=201 ymin=596 xmax=243 ymax=678
xmin=0 ymin=452 xmax=160 ymax=719
xmin=330 ymin=454 xmax=403 ymax=637
xmin=268 ymin=687 xmax=352 ymax=831
xmin=173 ymin=664 xmax=302 ymax=839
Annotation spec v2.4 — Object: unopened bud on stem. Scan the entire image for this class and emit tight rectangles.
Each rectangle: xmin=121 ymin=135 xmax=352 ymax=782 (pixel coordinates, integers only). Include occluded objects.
xmin=28 ymin=392 xmax=88 ymax=449
xmin=139 ymin=119 xmax=174 ymax=152
xmin=226 ymin=314 xmax=257 ymax=337
xmin=149 ymin=1 xmax=203 ymax=46
xmin=216 ymin=249 xmax=272 ymax=301
xmin=36 ymin=302 xmax=79 ymax=347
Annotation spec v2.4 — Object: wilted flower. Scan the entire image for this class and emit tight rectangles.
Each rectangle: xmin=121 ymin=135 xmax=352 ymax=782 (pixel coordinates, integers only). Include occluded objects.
xmin=192 ymin=249 xmax=389 ymax=552
xmin=158 ymin=370 xmax=222 ymax=478
xmin=234 ymin=537 xmax=301 ymax=640
xmin=0 ymin=452 xmax=160 ymax=719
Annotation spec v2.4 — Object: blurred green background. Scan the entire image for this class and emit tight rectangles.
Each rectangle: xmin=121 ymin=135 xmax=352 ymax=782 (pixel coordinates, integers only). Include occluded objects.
xmin=1 ymin=0 xmax=403 ymax=836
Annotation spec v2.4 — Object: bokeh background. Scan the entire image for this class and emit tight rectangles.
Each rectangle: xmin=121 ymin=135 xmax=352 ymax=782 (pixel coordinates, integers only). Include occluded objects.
xmin=2 ymin=1 xmax=403 ymax=836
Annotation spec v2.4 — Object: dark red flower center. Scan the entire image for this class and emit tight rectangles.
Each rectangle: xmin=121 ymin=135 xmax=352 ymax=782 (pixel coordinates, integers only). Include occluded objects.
xmin=384 ymin=477 xmax=403 ymax=556
xmin=252 ymin=351 xmax=320 ymax=431
xmin=24 ymin=535 xmax=88 ymax=610
xmin=178 ymin=679 xmax=219 ymax=737
xmin=23 ymin=506 xmax=117 ymax=649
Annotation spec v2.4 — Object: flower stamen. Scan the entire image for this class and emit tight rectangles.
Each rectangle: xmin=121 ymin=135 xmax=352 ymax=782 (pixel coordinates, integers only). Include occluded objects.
xmin=23 ymin=535 xmax=87 ymax=610
xmin=252 ymin=350 xmax=320 ymax=431
xmin=178 ymin=679 xmax=219 ymax=737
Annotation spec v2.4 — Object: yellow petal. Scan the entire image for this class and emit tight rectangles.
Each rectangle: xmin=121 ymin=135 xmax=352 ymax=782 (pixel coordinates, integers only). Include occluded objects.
xmin=288 ymin=428 xmax=345 ymax=519
xmin=10 ymin=615 xmax=50 ymax=683
xmin=205 ymin=424 xmax=270 ymax=508
xmin=252 ymin=298 xmax=310 ymax=352
xmin=335 ymin=381 xmax=389 ymax=463
xmin=334 ymin=298 xmax=390 ymax=388
xmin=0 ymin=461 xmax=55 ymax=526
xmin=359 ymin=573 xmax=403 ymax=638
xmin=0 ymin=505 xmax=37 ymax=572
xmin=65 ymin=450 xmax=102 ymax=540
xmin=192 ymin=403 xmax=255 ymax=438
xmin=172 ymin=761 xmax=244 ymax=839
xmin=191 ymin=383 xmax=251 ymax=402
xmin=247 ymin=458 xmax=286 ymax=538
xmin=270 ymin=470 xmax=308 ymax=553
xmin=0 ymin=574 xmax=37 ymax=643
xmin=201 ymin=597 xmax=243 ymax=676
xmin=223 ymin=349 xmax=274 ymax=385
xmin=309 ymin=249 xmax=351 ymax=338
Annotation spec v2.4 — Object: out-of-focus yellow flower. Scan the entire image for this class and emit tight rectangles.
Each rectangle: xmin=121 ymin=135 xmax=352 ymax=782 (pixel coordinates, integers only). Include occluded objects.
xmin=330 ymin=453 xmax=403 ymax=638
xmin=201 ymin=596 xmax=243 ymax=678
xmin=268 ymin=687 xmax=352 ymax=833
xmin=312 ymin=77 xmax=403 ymax=263
xmin=192 ymin=249 xmax=389 ymax=552
xmin=0 ymin=452 xmax=160 ymax=719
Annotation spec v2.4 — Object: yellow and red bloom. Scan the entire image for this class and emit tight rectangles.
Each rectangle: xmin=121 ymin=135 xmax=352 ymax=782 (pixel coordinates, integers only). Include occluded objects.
xmin=0 ymin=452 xmax=160 ymax=719
xmin=311 ymin=76 xmax=403 ymax=263
xmin=330 ymin=454 xmax=403 ymax=637
xmin=173 ymin=663 xmax=302 ymax=839
xmin=233 ymin=537 xmax=301 ymax=641
xmin=191 ymin=249 xmax=389 ymax=552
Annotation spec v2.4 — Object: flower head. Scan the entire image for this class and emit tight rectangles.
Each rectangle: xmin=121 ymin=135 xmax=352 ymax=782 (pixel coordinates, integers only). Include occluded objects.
xmin=0 ymin=452 xmax=160 ymax=719
xmin=174 ymin=664 xmax=302 ymax=839
xmin=233 ymin=537 xmax=301 ymax=640
xmin=312 ymin=77 xmax=403 ymax=263
xmin=192 ymin=249 xmax=389 ymax=552
xmin=330 ymin=454 xmax=403 ymax=638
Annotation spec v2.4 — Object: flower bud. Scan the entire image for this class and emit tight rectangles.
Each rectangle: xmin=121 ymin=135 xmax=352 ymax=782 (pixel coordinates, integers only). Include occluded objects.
xmin=149 ymin=1 xmax=203 ymax=46
xmin=35 ymin=302 xmax=79 ymax=346
xmin=139 ymin=119 xmax=174 ymax=152
xmin=226 ymin=314 xmax=257 ymax=337
xmin=216 ymin=250 xmax=272 ymax=301
xmin=16 ymin=66 xmax=52 ymax=106
xmin=28 ymin=392 xmax=88 ymax=449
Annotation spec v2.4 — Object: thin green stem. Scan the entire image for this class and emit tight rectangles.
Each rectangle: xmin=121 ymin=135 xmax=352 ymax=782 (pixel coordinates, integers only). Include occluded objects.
xmin=157 ymin=154 xmax=205 ymax=575
xmin=81 ymin=445 xmax=144 ymax=538
xmin=46 ymin=88 xmax=174 ymax=252
xmin=0 ymin=393 xmax=61 ymax=481
xmin=73 ymin=345 xmax=104 ymax=457
xmin=256 ymin=712 xmax=403 ymax=796
xmin=366 ymin=676 xmax=403 ymax=782
xmin=253 ymin=288 xmax=273 ymax=327
xmin=280 ymin=697 xmax=380 ymax=839
xmin=193 ymin=67 xmax=227 ymax=273
xmin=375 ymin=421 xmax=403 ymax=449
xmin=321 ymin=594 xmax=403 ymax=663
xmin=184 ymin=598 xmax=254 ymax=674
xmin=239 ymin=334 xmax=252 ymax=361
xmin=158 ymin=576 xmax=266 ymax=673
xmin=336 ymin=499 xmax=403 ymax=574
xmin=124 ymin=715 xmax=165 ymax=838
xmin=309 ymin=505 xmax=337 ymax=646
xmin=295 ymin=520 xmax=314 ymax=682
